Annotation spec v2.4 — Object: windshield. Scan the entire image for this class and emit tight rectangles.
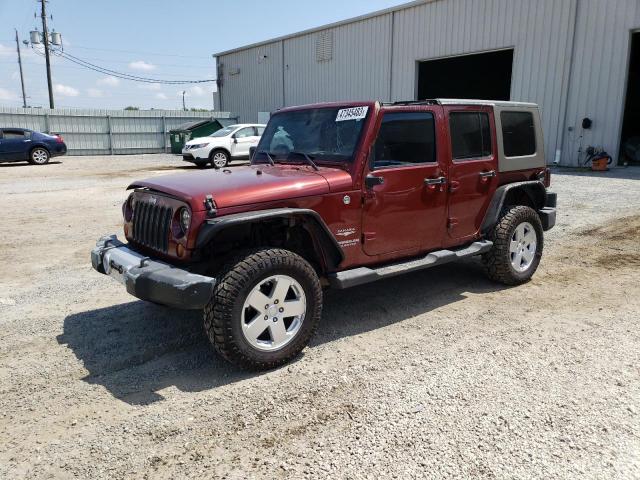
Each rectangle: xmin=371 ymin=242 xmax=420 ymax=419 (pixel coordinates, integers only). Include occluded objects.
xmin=254 ymin=106 xmax=369 ymax=164
xmin=209 ymin=126 xmax=237 ymax=138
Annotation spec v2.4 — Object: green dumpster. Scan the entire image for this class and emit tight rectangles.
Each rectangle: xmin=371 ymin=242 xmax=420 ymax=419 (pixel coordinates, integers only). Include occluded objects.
xmin=169 ymin=118 xmax=237 ymax=154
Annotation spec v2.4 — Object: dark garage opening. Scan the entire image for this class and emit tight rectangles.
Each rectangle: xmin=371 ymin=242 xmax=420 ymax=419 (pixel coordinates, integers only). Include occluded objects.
xmin=620 ymin=32 xmax=640 ymax=165
xmin=417 ymin=49 xmax=514 ymax=101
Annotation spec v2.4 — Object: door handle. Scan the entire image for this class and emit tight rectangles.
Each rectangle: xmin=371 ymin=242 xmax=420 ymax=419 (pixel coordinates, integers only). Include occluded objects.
xmin=479 ymin=170 xmax=496 ymax=179
xmin=365 ymin=174 xmax=385 ymax=188
xmin=424 ymin=176 xmax=446 ymax=186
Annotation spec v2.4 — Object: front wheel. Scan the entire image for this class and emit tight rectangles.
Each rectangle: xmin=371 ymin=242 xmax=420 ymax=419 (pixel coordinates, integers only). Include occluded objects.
xmin=204 ymin=248 xmax=322 ymax=370
xmin=483 ymin=205 xmax=544 ymax=285
xmin=29 ymin=147 xmax=50 ymax=165
xmin=210 ymin=150 xmax=229 ymax=168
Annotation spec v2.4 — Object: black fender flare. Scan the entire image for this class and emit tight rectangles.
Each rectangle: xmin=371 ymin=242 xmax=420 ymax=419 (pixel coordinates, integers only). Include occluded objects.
xmin=481 ymin=181 xmax=547 ymax=235
xmin=195 ymin=208 xmax=344 ymax=271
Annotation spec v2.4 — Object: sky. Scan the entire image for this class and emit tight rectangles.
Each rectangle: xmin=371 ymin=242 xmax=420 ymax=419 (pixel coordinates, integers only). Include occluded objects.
xmin=0 ymin=0 xmax=407 ymax=110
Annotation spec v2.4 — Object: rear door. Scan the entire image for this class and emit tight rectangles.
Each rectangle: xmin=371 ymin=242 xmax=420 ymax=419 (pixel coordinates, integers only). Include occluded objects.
xmin=444 ymin=106 xmax=499 ymax=244
xmin=361 ymin=106 xmax=449 ymax=256
xmin=0 ymin=129 xmax=29 ymax=160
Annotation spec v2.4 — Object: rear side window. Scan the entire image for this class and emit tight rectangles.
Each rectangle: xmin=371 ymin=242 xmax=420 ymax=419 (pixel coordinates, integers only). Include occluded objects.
xmin=257 ymin=127 xmax=265 ymax=135
xmin=2 ymin=130 xmax=26 ymax=139
xmin=449 ymin=112 xmax=492 ymax=160
xmin=373 ymin=112 xmax=436 ymax=168
xmin=501 ymin=111 xmax=536 ymax=157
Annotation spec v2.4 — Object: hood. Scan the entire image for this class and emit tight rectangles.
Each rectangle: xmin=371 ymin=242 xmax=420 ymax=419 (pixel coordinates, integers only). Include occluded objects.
xmin=186 ymin=136 xmax=222 ymax=145
xmin=128 ymin=164 xmax=352 ymax=212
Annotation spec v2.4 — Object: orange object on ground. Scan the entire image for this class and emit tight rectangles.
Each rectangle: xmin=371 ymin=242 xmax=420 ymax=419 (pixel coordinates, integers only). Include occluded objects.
xmin=590 ymin=155 xmax=611 ymax=171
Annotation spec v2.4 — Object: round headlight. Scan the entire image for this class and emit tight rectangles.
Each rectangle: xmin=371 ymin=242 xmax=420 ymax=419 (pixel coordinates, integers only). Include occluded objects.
xmin=179 ymin=207 xmax=191 ymax=234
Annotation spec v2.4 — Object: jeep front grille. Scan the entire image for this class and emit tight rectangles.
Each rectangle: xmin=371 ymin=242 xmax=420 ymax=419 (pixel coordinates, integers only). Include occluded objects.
xmin=132 ymin=200 xmax=173 ymax=253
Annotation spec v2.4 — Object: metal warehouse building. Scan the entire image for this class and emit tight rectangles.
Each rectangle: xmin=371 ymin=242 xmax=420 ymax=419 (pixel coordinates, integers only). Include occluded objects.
xmin=213 ymin=0 xmax=640 ymax=167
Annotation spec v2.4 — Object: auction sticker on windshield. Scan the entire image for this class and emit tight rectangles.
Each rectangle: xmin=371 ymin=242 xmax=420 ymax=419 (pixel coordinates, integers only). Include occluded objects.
xmin=336 ymin=106 xmax=368 ymax=122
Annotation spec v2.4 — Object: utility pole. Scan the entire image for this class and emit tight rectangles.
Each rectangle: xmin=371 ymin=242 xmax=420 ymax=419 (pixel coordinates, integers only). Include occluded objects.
xmin=182 ymin=90 xmax=186 ymax=111
xmin=15 ymin=29 xmax=27 ymax=108
xmin=40 ymin=0 xmax=55 ymax=109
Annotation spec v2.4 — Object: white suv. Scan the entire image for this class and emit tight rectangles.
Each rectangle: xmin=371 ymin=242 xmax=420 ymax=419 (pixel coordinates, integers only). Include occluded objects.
xmin=182 ymin=124 xmax=266 ymax=168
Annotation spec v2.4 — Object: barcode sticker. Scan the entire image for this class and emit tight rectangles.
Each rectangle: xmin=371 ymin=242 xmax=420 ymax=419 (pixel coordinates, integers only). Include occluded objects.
xmin=336 ymin=106 xmax=368 ymax=122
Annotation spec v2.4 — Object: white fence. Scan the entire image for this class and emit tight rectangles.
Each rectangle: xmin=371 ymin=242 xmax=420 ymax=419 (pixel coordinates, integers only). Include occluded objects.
xmin=0 ymin=107 xmax=237 ymax=156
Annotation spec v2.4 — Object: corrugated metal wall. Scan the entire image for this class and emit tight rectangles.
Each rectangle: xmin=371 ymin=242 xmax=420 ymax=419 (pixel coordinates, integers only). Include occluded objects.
xmin=392 ymin=0 xmax=577 ymax=166
xmin=0 ymin=108 xmax=237 ymax=156
xmin=219 ymin=42 xmax=284 ymax=124
xmin=217 ymin=0 xmax=640 ymax=166
xmin=561 ymin=0 xmax=640 ymax=167
xmin=283 ymin=15 xmax=393 ymax=106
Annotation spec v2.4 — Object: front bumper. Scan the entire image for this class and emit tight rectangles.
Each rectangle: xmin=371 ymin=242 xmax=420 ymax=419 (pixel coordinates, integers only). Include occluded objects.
xmin=181 ymin=146 xmax=210 ymax=163
xmin=91 ymin=235 xmax=215 ymax=310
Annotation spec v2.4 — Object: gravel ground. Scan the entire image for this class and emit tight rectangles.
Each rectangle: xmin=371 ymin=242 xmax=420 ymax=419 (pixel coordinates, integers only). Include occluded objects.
xmin=0 ymin=154 xmax=639 ymax=479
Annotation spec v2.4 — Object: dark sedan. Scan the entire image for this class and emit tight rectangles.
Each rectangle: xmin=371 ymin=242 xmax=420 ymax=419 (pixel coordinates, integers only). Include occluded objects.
xmin=0 ymin=128 xmax=67 ymax=165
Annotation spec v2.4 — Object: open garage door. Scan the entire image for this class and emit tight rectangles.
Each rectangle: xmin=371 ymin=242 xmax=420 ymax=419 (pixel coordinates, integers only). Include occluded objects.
xmin=620 ymin=32 xmax=640 ymax=165
xmin=417 ymin=49 xmax=514 ymax=101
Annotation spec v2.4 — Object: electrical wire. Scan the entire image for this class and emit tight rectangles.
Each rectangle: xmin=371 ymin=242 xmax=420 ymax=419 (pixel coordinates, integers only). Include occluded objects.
xmin=57 ymin=50 xmax=215 ymax=84
xmin=32 ymin=46 xmax=215 ymax=84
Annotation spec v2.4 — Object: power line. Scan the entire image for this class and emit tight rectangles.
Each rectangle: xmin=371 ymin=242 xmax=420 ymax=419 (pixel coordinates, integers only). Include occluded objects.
xmin=35 ymin=48 xmax=215 ymax=84
xmin=67 ymin=44 xmax=212 ymax=60
xmin=44 ymin=55 xmax=214 ymax=69
xmin=0 ymin=58 xmax=214 ymax=77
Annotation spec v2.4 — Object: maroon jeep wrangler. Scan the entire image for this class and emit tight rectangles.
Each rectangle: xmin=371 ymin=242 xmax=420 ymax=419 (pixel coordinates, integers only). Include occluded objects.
xmin=92 ymin=100 xmax=556 ymax=369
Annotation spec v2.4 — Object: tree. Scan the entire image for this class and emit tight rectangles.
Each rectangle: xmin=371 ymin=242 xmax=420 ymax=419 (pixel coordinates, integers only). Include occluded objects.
xmin=124 ymin=106 xmax=140 ymax=111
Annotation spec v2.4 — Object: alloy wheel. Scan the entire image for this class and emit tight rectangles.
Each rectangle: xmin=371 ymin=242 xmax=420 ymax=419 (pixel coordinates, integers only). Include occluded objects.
xmin=509 ymin=221 xmax=537 ymax=272
xmin=31 ymin=149 xmax=49 ymax=164
xmin=241 ymin=275 xmax=306 ymax=351
xmin=212 ymin=152 xmax=228 ymax=168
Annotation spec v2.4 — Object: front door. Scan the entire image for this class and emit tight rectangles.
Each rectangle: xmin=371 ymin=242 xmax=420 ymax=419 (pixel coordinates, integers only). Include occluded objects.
xmin=362 ymin=107 xmax=448 ymax=257
xmin=444 ymin=106 xmax=499 ymax=244
xmin=231 ymin=127 xmax=257 ymax=157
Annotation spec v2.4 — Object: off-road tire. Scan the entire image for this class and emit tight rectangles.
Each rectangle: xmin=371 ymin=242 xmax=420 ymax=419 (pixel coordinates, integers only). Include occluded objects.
xmin=204 ymin=248 xmax=322 ymax=370
xmin=28 ymin=147 xmax=50 ymax=165
xmin=483 ymin=205 xmax=544 ymax=285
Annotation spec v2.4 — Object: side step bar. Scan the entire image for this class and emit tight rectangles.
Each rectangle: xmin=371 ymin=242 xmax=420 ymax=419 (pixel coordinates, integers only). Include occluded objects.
xmin=328 ymin=240 xmax=493 ymax=289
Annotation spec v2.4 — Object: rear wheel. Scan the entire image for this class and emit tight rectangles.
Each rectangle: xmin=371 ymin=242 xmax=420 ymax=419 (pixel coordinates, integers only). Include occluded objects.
xmin=29 ymin=147 xmax=50 ymax=165
xmin=204 ymin=248 xmax=322 ymax=370
xmin=483 ymin=205 xmax=543 ymax=285
xmin=210 ymin=150 xmax=229 ymax=168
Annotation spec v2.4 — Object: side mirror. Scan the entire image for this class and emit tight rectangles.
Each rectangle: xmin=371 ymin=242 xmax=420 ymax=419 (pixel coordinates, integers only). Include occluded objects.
xmin=365 ymin=174 xmax=385 ymax=189
xmin=233 ymin=136 xmax=238 ymax=144
xmin=249 ymin=146 xmax=256 ymax=160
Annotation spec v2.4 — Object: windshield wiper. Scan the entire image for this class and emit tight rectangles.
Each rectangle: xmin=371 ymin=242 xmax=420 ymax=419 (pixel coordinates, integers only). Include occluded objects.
xmin=289 ymin=151 xmax=319 ymax=171
xmin=256 ymin=150 xmax=275 ymax=166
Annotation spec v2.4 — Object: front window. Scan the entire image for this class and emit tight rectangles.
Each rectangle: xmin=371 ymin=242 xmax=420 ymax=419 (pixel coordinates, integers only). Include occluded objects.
xmin=209 ymin=126 xmax=237 ymax=138
xmin=372 ymin=112 xmax=436 ymax=168
xmin=254 ymin=106 xmax=369 ymax=164
xmin=234 ymin=127 xmax=255 ymax=138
